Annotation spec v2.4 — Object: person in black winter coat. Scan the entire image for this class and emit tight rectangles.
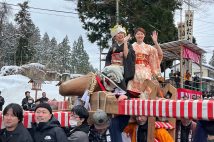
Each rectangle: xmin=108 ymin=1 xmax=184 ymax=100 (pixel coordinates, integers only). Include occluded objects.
xmin=67 ymin=105 xmax=90 ymax=142
xmin=22 ymin=91 xmax=35 ymax=110
xmin=29 ymin=103 xmax=68 ymax=142
xmin=0 ymin=91 xmax=5 ymax=111
xmin=36 ymin=92 xmax=49 ymax=103
xmin=0 ymin=103 xmax=33 ymax=142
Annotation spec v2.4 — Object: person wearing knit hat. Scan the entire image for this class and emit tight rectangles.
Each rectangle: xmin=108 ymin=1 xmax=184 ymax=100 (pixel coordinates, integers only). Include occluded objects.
xmin=88 ymin=109 xmax=130 ymax=142
xmin=35 ymin=103 xmax=52 ymax=114
xmin=110 ymin=25 xmax=126 ymax=38
xmin=30 ymin=103 xmax=68 ymax=142
xmin=103 ymin=25 xmax=135 ymax=100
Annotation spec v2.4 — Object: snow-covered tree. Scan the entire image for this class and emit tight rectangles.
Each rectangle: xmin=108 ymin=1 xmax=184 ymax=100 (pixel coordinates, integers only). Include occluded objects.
xmin=47 ymin=37 xmax=58 ymax=70
xmin=40 ymin=32 xmax=51 ymax=64
xmin=71 ymin=36 xmax=91 ymax=74
xmin=15 ymin=1 xmax=36 ymax=65
xmin=0 ymin=2 xmax=11 ymax=36
xmin=57 ymin=35 xmax=71 ymax=73
xmin=29 ymin=26 xmax=41 ymax=62
xmin=0 ymin=22 xmax=18 ymax=66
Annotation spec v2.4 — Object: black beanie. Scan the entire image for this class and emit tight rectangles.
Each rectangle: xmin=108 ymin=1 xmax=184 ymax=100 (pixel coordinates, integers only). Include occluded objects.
xmin=35 ymin=103 xmax=52 ymax=114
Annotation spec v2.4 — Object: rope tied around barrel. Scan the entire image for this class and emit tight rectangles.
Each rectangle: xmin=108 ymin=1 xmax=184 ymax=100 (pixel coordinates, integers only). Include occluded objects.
xmin=97 ymin=91 xmax=114 ymax=111
xmin=88 ymin=72 xmax=97 ymax=95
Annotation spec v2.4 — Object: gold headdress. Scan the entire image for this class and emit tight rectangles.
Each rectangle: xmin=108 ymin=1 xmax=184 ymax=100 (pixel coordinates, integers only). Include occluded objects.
xmin=110 ymin=25 xmax=126 ymax=38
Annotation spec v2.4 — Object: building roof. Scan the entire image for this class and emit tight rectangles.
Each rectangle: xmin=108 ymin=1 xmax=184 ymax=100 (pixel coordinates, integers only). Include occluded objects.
xmin=202 ymin=77 xmax=214 ymax=81
xmin=159 ymin=40 xmax=206 ymax=61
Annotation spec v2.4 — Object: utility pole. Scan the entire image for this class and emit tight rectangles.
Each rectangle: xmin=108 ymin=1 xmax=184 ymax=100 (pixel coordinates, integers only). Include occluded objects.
xmin=180 ymin=0 xmax=183 ymax=28
xmin=188 ymin=0 xmax=190 ymax=10
xmin=99 ymin=41 xmax=102 ymax=71
xmin=116 ymin=0 xmax=119 ymax=24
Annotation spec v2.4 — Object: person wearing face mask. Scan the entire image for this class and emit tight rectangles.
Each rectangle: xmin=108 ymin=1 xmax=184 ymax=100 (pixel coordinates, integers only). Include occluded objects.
xmin=22 ymin=91 xmax=35 ymax=110
xmin=29 ymin=103 xmax=68 ymax=142
xmin=67 ymin=105 xmax=89 ymax=142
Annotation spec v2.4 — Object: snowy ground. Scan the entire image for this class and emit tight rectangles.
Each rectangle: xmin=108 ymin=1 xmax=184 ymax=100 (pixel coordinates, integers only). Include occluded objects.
xmin=0 ymin=75 xmax=64 ymax=109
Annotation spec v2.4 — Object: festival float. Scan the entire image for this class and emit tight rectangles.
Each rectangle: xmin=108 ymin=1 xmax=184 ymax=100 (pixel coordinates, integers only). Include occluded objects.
xmin=59 ymin=39 xmax=213 ymax=142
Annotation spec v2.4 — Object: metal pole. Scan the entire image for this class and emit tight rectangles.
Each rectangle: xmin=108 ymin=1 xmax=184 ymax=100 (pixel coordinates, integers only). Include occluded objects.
xmin=116 ymin=0 xmax=119 ymax=24
xmin=35 ymin=90 xmax=38 ymax=101
xmin=200 ymin=55 xmax=203 ymax=92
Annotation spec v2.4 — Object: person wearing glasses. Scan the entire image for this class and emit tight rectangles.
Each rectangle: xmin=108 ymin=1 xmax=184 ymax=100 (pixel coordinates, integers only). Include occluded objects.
xmin=67 ymin=105 xmax=89 ymax=142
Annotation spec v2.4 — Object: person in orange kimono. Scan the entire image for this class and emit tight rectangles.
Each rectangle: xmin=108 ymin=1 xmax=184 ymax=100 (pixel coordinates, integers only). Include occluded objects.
xmin=123 ymin=116 xmax=174 ymax=142
xmin=127 ymin=27 xmax=163 ymax=98
xmin=123 ymin=116 xmax=148 ymax=142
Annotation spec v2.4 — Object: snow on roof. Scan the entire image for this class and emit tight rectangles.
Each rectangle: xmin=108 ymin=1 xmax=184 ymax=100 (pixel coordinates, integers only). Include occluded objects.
xmin=202 ymin=63 xmax=214 ymax=71
xmin=70 ymin=74 xmax=83 ymax=79
xmin=202 ymin=76 xmax=214 ymax=81
xmin=0 ymin=66 xmax=23 ymax=76
xmin=21 ymin=63 xmax=45 ymax=70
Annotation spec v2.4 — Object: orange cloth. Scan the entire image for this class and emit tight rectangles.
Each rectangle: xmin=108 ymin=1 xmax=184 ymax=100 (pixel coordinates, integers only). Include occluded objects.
xmin=123 ymin=123 xmax=137 ymax=142
xmin=155 ymin=128 xmax=174 ymax=142
xmin=184 ymin=72 xmax=191 ymax=80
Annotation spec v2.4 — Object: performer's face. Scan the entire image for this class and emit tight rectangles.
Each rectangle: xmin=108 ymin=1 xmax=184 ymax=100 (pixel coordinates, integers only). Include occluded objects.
xmin=115 ymin=32 xmax=125 ymax=43
xmin=135 ymin=31 xmax=145 ymax=42
xmin=135 ymin=116 xmax=147 ymax=125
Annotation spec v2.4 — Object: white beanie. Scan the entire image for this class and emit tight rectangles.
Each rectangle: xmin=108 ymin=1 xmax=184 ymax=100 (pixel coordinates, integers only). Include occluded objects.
xmin=110 ymin=25 xmax=126 ymax=38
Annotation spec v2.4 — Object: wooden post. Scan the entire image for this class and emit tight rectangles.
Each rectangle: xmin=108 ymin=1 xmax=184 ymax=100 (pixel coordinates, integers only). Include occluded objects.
xmin=200 ymin=54 xmax=203 ymax=91
xmin=180 ymin=45 xmax=184 ymax=88
xmin=147 ymin=80 xmax=157 ymax=142
xmin=35 ymin=90 xmax=38 ymax=101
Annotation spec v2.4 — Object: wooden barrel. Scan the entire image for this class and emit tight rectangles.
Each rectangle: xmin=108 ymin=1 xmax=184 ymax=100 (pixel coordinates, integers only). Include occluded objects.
xmin=59 ymin=72 xmax=102 ymax=96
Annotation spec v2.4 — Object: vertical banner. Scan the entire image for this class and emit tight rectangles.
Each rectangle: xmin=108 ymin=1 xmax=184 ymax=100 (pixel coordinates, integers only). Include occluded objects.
xmin=185 ymin=10 xmax=194 ymax=42
xmin=178 ymin=22 xmax=185 ymax=40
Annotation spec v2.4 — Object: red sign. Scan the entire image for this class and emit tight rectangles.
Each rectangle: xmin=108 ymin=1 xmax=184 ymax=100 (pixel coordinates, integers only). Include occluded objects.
xmin=177 ymin=88 xmax=202 ymax=100
xmin=183 ymin=46 xmax=200 ymax=64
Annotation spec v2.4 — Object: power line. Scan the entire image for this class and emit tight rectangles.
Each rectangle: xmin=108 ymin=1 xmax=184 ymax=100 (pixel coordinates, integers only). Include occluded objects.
xmin=10 ymin=7 xmax=78 ymax=18
xmin=0 ymin=2 xmax=78 ymax=15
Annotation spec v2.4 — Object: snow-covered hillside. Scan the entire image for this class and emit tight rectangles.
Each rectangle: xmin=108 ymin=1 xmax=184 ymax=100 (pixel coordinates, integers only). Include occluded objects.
xmin=0 ymin=75 xmax=64 ymax=108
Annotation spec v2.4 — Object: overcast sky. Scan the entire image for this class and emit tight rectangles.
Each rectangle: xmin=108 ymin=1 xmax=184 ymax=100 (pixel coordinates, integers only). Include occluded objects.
xmin=1 ymin=0 xmax=214 ymax=69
